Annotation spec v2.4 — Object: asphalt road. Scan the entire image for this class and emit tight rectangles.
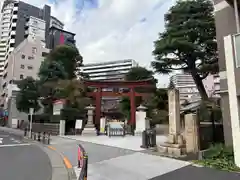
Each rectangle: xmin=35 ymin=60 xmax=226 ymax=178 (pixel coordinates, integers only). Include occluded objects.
xmin=150 ymin=165 xmax=240 ymax=180
xmin=0 ymin=131 xmax=52 ymax=180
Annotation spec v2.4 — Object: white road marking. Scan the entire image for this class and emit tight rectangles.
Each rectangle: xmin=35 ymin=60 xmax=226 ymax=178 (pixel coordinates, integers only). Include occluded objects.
xmin=13 ymin=140 xmax=21 ymax=143
xmin=0 ymin=143 xmax=30 ymax=147
xmin=0 ymin=138 xmax=3 ymax=144
xmin=10 ymin=138 xmax=21 ymax=143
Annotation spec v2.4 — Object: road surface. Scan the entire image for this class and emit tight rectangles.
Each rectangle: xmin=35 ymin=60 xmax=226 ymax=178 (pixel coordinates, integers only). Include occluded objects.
xmin=0 ymin=131 xmax=52 ymax=180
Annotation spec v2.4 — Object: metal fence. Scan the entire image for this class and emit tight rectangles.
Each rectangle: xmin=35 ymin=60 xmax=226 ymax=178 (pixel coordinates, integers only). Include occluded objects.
xmin=78 ymin=144 xmax=88 ymax=180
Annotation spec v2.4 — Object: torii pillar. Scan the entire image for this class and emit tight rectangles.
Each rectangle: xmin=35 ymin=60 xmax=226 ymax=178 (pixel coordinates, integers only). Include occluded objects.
xmin=95 ymin=87 xmax=102 ymax=125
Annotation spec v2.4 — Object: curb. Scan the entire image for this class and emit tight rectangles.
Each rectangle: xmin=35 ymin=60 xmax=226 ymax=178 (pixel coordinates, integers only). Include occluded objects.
xmin=47 ymin=145 xmax=77 ymax=180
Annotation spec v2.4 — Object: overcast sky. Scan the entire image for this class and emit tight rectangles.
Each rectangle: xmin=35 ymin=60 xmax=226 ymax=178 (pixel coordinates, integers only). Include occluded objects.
xmin=12 ymin=0 xmax=177 ymax=87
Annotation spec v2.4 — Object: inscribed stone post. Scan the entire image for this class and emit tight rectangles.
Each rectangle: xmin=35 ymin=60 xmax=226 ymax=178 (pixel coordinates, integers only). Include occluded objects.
xmin=59 ymin=120 xmax=66 ymax=136
xmin=185 ymin=113 xmax=200 ymax=153
xmin=168 ymin=89 xmax=181 ymax=136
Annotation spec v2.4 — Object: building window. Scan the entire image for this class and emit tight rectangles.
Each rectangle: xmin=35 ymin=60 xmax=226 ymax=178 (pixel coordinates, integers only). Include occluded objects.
xmin=234 ymin=34 xmax=240 ymax=67
xmin=21 ymin=54 xmax=25 ymax=59
xmin=28 ymin=56 xmax=34 ymax=60
xmin=42 ymin=52 xmax=48 ymax=57
xmin=33 ymin=20 xmax=38 ymax=24
xmin=27 ymin=66 xmax=33 ymax=70
xmin=20 ymin=74 xmax=24 ymax=79
xmin=32 ymin=47 xmax=37 ymax=54
xmin=20 ymin=64 xmax=24 ymax=69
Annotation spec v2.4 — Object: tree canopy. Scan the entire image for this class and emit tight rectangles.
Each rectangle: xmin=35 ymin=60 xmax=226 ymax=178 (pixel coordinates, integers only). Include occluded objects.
xmin=36 ymin=45 xmax=85 ymax=115
xmin=16 ymin=77 xmax=40 ymax=113
xmin=47 ymin=45 xmax=83 ymax=79
xmin=152 ymin=0 xmax=218 ymax=100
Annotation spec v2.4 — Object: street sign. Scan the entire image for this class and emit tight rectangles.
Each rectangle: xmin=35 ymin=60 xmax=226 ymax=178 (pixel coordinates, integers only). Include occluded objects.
xmin=29 ymin=108 xmax=34 ymax=115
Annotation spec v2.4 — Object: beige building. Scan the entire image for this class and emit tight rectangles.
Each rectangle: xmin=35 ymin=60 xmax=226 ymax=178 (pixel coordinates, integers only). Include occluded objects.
xmin=0 ymin=37 xmax=49 ymax=107
xmin=213 ymin=0 xmax=240 ymax=167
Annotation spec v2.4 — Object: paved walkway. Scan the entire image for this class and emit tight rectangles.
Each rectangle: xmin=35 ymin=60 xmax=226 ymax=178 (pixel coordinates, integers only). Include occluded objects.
xmin=53 ymin=135 xmax=240 ymax=180
xmin=60 ymin=134 xmax=167 ymax=151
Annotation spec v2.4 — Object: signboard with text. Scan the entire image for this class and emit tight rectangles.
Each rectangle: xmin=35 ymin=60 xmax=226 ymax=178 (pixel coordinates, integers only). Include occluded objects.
xmin=53 ymin=99 xmax=65 ymax=115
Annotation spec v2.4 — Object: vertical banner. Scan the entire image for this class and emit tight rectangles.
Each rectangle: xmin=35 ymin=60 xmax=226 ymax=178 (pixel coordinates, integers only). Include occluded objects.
xmin=100 ymin=117 xmax=106 ymax=133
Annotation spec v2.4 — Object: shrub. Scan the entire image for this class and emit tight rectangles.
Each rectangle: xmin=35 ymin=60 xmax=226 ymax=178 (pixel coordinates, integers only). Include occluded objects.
xmin=195 ymin=144 xmax=240 ymax=172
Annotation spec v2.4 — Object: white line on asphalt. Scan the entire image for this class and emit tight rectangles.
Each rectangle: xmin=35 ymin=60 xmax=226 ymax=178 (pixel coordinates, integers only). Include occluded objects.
xmin=0 ymin=143 xmax=30 ymax=147
xmin=0 ymin=138 xmax=3 ymax=144
xmin=13 ymin=140 xmax=21 ymax=143
xmin=0 ymin=135 xmax=9 ymax=137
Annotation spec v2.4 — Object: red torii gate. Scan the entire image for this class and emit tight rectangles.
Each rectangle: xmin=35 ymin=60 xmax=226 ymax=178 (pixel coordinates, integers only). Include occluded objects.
xmin=84 ymin=79 xmax=153 ymax=125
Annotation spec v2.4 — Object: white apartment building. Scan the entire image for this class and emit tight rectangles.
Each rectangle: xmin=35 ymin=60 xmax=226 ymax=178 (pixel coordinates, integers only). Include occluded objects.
xmin=170 ymin=73 xmax=220 ymax=103
xmin=0 ymin=1 xmax=15 ymax=76
xmin=80 ymin=59 xmax=138 ymax=81
xmin=80 ymin=59 xmax=138 ymax=110
xmin=25 ymin=16 xmax=46 ymax=41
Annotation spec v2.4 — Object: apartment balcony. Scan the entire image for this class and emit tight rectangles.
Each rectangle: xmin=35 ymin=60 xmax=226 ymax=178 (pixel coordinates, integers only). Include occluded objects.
xmin=10 ymin=31 xmax=16 ymax=36
xmin=9 ymin=39 xmax=15 ymax=44
xmin=0 ymin=41 xmax=6 ymax=47
xmin=11 ymin=22 xmax=17 ymax=27
xmin=13 ymin=6 xmax=18 ymax=12
xmin=2 ymin=18 xmax=9 ymax=23
xmin=12 ymin=14 xmax=18 ymax=20
xmin=1 ymin=36 xmax=8 ymax=42
xmin=8 ymin=47 xmax=14 ymax=52
xmin=0 ymin=52 xmax=5 ymax=57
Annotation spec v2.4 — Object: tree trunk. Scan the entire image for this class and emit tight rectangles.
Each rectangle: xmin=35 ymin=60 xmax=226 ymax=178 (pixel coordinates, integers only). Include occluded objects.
xmin=190 ymin=70 xmax=209 ymax=101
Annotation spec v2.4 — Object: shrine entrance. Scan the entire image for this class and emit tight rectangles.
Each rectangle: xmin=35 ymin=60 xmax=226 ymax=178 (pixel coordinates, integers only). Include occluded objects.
xmin=84 ymin=79 xmax=153 ymax=126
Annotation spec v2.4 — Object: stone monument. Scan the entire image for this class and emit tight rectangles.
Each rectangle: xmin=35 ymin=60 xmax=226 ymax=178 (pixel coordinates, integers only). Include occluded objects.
xmin=135 ymin=105 xmax=149 ymax=135
xmin=157 ymin=84 xmax=186 ymax=157
xmin=82 ymin=105 xmax=96 ymax=135
xmin=185 ymin=113 xmax=200 ymax=153
xmin=59 ymin=120 xmax=66 ymax=136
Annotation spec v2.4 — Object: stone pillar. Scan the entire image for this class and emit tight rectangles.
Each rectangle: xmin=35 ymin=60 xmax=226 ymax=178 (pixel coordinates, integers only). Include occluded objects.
xmin=185 ymin=114 xmax=199 ymax=153
xmin=168 ymin=88 xmax=181 ymax=139
xmin=59 ymin=120 xmax=66 ymax=136
xmin=157 ymin=88 xmax=185 ymax=157
xmin=135 ymin=105 xmax=148 ymax=135
xmin=82 ymin=105 xmax=96 ymax=135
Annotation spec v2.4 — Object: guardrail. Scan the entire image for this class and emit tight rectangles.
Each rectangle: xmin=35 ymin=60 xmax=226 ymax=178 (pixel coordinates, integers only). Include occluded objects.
xmin=24 ymin=128 xmax=51 ymax=145
xmin=78 ymin=144 xmax=88 ymax=180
